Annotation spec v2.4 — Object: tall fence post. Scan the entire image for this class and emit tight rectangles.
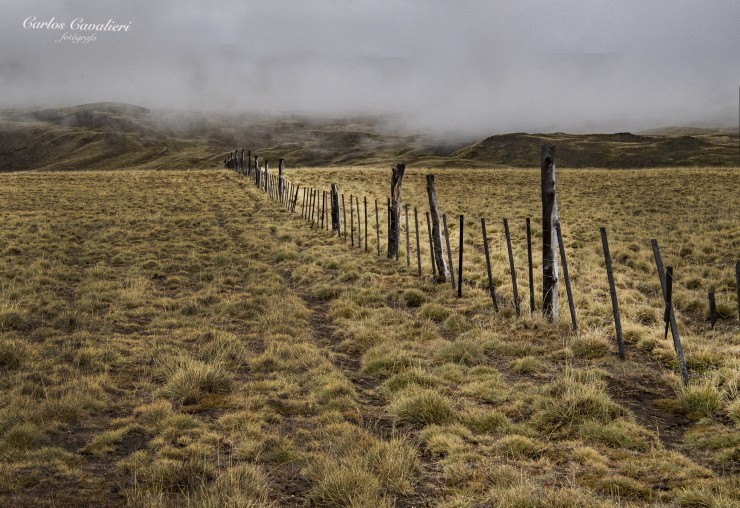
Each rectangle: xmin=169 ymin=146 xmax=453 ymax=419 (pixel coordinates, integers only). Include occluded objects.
xmin=426 ymin=175 xmax=448 ymax=282
xmin=405 ymin=205 xmax=411 ymax=268
xmin=342 ymin=194 xmax=347 ymax=240
xmin=364 ymin=197 xmax=369 ymax=253
xmin=526 ymin=218 xmax=535 ymax=314
xmin=599 ymin=227 xmax=625 ymax=359
xmin=651 ymin=239 xmax=689 ymax=386
xmin=357 ymin=196 xmax=362 ymax=248
xmin=254 ymin=155 xmax=260 ymax=187
xmin=350 ymin=195 xmax=355 ymax=246
xmin=481 ymin=218 xmax=499 ymax=311
xmin=541 ymin=144 xmax=559 ymax=321
xmin=503 ymin=219 xmax=521 ymax=317
xmin=331 ymin=184 xmax=340 ymax=236
xmin=247 ymin=150 xmax=252 ymax=176
xmin=388 ymin=163 xmax=405 ymax=259
xmin=375 ymin=199 xmax=380 ymax=256
xmin=279 ymin=159 xmax=285 ymax=198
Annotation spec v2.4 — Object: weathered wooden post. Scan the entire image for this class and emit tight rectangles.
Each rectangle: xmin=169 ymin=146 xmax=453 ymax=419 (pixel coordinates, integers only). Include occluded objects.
xmin=279 ymin=159 xmax=285 ymax=198
xmin=356 ymin=196 xmax=361 ymax=247
xmin=405 ymin=205 xmax=411 ymax=267
xmin=264 ymin=161 xmax=270 ymax=193
xmin=321 ymin=191 xmax=326 ymax=230
xmin=442 ymin=214 xmax=455 ymax=291
xmin=708 ymin=290 xmax=717 ymax=329
xmin=599 ymin=227 xmax=625 ymax=359
xmin=414 ymin=207 xmax=421 ymax=276
xmin=254 ymin=155 xmax=260 ymax=186
xmin=526 ymin=218 xmax=535 ymax=314
xmin=342 ymin=194 xmax=347 ymax=241
xmin=481 ymin=218 xmax=499 ymax=311
xmin=240 ymin=149 xmax=245 ymax=174
xmin=426 ymin=211 xmax=436 ymax=277
xmin=504 ymin=219 xmax=521 ymax=317
xmin=247 ymin=150 xmax=252 ymax=176
xmin=555 ymin=222 xmax=577 ymax=333
xmin=651 ymin=240 xmax=689 ymax=386
xmin=331 ymin=184 xmax=340 ymax=236
xmin=426 ymin=175 xmax=448 ymax=282
xmin=350 ymin=195 xmax=355 ymax=246
xmin=292 ymin=184 xmax=299 ymax=213
xmin=541 ymin=145 xmax=559 ymax=321
xmin=457 ymin=214 xmax=464 ymax=297
xmin=388 ymin=163 xmax=405 ymax=259
xmin=364 ymin=197 xmax=368 ymax=253
xmin=375 ymin=199 xmax=380 ymax=256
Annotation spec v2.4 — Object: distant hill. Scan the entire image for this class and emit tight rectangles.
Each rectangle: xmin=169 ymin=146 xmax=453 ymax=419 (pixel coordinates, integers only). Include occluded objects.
xmin=0 ymin=103 xmax=737 ymax=171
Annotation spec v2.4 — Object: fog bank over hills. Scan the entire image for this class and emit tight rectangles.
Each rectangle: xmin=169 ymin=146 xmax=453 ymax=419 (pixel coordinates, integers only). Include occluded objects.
xmin=1 ymin=1 xmax=738 ymax=137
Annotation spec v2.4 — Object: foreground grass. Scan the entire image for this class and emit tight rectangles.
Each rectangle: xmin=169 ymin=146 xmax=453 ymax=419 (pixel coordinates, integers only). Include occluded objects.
xmin=0 ymin=168 xmax=737 ymax=506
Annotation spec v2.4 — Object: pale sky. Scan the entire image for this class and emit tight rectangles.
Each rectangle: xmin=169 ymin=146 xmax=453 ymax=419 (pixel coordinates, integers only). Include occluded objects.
xmin=1 ymin=0 xmax=738 ymax=135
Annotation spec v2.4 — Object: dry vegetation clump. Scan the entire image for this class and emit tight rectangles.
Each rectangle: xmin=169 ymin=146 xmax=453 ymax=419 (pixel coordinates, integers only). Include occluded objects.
xmin=0 ymin=166 xmax=738 ymax=506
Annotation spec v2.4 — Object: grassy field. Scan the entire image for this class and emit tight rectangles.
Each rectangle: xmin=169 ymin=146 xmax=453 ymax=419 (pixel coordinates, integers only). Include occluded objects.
xmin=0 ymin=168 xmax=738 ymax=507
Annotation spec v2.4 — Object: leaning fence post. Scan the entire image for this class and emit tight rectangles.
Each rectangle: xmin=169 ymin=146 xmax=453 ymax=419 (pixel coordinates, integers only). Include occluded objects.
xmin=426 ymin=175 xmax=448 ymax=282
xmin=541 ymin=145 xmax=559 ymax=321
xmin=708 ymin=290 xmax=717 ymax=329
xmin=388 ymin=163 xmax=405 ymax=259
xmin=555 ymin=222 xmax=577 ymax=334
xmin=481 ymin=218 xmax=499 ymax=312
xmin=503 ymin=218 xmax=520 ymax=317
xmin=599 ymin=227 xmax=624 ymax=359
xmin=526 ymin=218 xmax=535 ymax=314
xmin=442 ymin=213 xmax=455 ymax=291
xmin=457 ymin=214 xmax=464 ymax=297
xmin=426 ymin=211 xmax=436 ymax=277
xmin=651 ymin=240 xmax=689 ymax=386
xmin=292 ymin=184 xmax=299 ymax=213
xmin=414 ymin=207 xmax=421 ymax=276
xmin=405 ymin=205 xmax=411 ymax=268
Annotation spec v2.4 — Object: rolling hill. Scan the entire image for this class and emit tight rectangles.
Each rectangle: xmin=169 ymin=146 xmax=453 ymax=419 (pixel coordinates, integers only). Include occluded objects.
xmin=0 ymin=102 xmax=737 ymax=171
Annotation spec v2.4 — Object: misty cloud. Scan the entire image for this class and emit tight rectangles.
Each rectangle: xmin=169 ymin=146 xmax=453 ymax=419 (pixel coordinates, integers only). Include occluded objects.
xmin=1 ymin=0 xmax=738 ymax=136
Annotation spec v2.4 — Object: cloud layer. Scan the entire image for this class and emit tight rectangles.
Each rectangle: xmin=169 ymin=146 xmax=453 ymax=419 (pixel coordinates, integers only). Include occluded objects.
xmin=1 ymin=0 xmax=738 ymax=135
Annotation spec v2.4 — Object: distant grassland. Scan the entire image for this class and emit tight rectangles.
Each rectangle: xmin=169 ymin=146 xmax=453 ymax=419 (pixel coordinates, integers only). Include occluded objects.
xmin=0 ymin=168 xmax=738 ymax=507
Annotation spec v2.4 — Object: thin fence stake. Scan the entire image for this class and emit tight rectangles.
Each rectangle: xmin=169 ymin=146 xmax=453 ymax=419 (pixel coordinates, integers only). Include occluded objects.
xmin=481 ymin=218 xmax=499 ymax=311
xmin=426 ymin=211 xmax=436 ymax=277
xmin=736 ymin=262 xmax=740 ymax=328
xmin=357 ymin=195 xmax=362 ymax=248
xmin=526 ymin=218 xmax=535 ymax=314
xmin=342 ymin=194 xmax=347 ymax=241
xmin=364 ymin=197 xmax=368 ymax=253
xmin=414 ymin=207 xmax=421 ymax=276
xmin=555 ymin=222 xmax=577 ymax=334
xmin=457 ymin=214 xmax=464 ymax=297
xmin=504 ymin=218 xmax=520 ymax=317
xmin=599 ymin=227 xmax=624 ymax=359
xmin=350 ymin=195 xmax=355 ymax=247
xmin=651 ymin=240 xmax=689 ymax=386
xmin=443 ymin=213 xmax=456 ymax=291
xmin=375 ymin=199 xmax=380 ymax=256
xmin=405 ymin=205 xmax=410 ymax=268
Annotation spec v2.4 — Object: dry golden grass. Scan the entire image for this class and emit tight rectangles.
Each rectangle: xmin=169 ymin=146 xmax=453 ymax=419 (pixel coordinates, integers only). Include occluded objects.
xmin=0 ymin=166 xmax=738 ymax=506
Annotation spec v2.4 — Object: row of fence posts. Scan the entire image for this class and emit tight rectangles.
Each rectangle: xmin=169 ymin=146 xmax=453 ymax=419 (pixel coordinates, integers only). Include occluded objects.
xmin=224 ymin=146 xmax=740 ymax=387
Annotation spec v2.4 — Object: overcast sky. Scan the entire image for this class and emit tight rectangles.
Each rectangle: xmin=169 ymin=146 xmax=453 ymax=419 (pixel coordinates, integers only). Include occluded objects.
xmin=1 ymin=0 xmax=738 ymax=135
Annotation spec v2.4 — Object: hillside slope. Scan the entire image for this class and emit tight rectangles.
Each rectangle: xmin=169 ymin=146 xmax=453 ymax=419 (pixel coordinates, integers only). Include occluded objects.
xmin=0 ymin=103 xmax=737 ymax=171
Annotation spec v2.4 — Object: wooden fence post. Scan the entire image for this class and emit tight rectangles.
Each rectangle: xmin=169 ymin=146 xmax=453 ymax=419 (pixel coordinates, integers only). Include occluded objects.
xmin=331 ymin=184 xmax=340 ymax=235
xmin=599 ymin=227 xmax=624 ymax=359
xmin=481 ymin=218 xmax=499 ymax=311
xmin=426 ymin=211 xmax=436 ymax=277
xmin=364 ymin=197 xmax=369 ymax=253
xmin=247 ymin=150 xmax=251 ymax=176
xmin=426 ymin=175 xmax=448 ymax=282
xmin=526 ymin=218 xmax=535 ymax=314
xmin=443 ymin=213 xmax=456 ymax=291
xmin=357 ymin=196 xmax=362 ymax=247
xmin=555 ymin=222 xmax=577 ymax=334
xmin=350 ymin=195 xmax=355 ymax=246
xmin=254 ymin=155 xmax=260 ymax=186
xmin=736 ymin=262 xmax=740 ymax=327
xmin=457 ymin=214 xmax=464 ymax=297
xmin=265 ymin=161 xmax=270 ymax=193
xmin=651 ymin=239 xmax=689 ymax=386
xmin=405 ymin=205 xmax=410 ymax=267
xmin=541 ymin=144 xmax=559 ymax=321
xmin=504 ymin=218 xmax=521 ymax=317
xmin=292 ymin=184 xmax=299 ymax=213
xmin=388 ymin=163 xmax=405 ymax=259
xmin=279 ymin=159 xmax=285 ymax=198
xmin=342 ymin=194 xmax=347 ymax=241
xmin=240 ymin=149 xmax=245 ymax=174
xmin=375 ymin=199 xmax=380 ymax=256
xmin=414 ymin=207 xmax=421 ymax=276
